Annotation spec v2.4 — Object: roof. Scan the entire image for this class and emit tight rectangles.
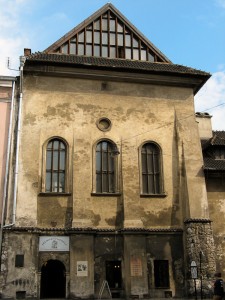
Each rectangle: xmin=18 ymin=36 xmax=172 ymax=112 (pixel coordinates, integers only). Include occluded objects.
xmin=202 ymin=131 xmax=225 ymax=171
xmin=44 ymin=3 xmax=171 ymax=63
xmin=26 ymin=53 xmax=210 ymax=76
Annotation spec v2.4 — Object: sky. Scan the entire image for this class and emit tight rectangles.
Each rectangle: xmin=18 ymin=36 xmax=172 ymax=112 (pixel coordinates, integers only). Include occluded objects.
xmin=0 ymin=0 xmax=225 ymax=130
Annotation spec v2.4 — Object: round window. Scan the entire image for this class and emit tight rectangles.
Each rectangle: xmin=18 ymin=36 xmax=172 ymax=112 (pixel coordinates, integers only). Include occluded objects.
xmin=96 ymin=118 xmax=112 ymax=132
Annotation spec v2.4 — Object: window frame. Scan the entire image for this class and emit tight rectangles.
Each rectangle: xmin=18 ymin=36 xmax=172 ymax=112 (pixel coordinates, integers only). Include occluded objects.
xmin=139 ymin=141 xmax=165 ymax=196
xmin=41 ymin=137 xmax=69 ymax=194
xmin=92 ymin=138 xmax=120 ymax=195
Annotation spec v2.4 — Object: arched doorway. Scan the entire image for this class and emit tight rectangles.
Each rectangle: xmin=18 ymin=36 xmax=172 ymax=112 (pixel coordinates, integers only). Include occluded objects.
xmin=40 ymin=259 xmax=66 ymax=298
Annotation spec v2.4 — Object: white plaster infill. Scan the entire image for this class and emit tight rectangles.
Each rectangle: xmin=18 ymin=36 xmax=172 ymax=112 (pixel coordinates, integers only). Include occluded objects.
xmin=39 ymin=236 xmax=69 ymax=251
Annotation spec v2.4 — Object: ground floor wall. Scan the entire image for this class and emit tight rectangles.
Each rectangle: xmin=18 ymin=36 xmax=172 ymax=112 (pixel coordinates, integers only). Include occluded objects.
xmin=0 ymin=227 xmax=216 ymax=299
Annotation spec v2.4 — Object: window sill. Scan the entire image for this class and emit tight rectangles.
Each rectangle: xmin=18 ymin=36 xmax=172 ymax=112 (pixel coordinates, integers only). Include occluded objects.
xmin=38 ymin=192 xmax=72 ymax=197
xmin=140 ymin=193 xmax=167 ymax=198
xmin=91 ymin=192 xmax=121 ymax=197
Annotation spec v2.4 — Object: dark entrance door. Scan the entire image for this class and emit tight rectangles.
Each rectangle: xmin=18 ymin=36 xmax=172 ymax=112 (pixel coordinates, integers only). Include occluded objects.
xmin=40 ymin=259 xmax=66 ymax=298
xmin=106 ymin=260 xmax=122 ymax=289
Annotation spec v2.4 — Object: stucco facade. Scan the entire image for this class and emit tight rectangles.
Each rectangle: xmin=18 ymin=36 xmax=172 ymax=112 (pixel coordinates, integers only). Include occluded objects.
xmin=0 ymin=4 xmax=218 ymax=300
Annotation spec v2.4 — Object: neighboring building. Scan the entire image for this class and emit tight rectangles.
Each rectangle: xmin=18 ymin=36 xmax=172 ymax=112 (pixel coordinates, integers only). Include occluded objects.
xmin=0 ymin=76 xmax=16 ymax=225
xmin=0 ymin=4 xmax=218 ymax=299
xmin=196 ymin=112 xmax=225 ymax=276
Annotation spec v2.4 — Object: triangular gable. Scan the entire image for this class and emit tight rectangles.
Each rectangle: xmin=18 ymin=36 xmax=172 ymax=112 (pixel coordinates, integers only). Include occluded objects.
xmin=44 ymin=3 xmax=171 ymax=63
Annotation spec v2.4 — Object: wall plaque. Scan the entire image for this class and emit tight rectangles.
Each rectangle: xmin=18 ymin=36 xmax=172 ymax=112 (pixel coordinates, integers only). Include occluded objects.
xmin=77 ymin=261 xmax=88 ymax=276
xmin=39 ymin=236 xmax=69 ymax=252
xmin=130 ymin=256 xmax=143 ymax=277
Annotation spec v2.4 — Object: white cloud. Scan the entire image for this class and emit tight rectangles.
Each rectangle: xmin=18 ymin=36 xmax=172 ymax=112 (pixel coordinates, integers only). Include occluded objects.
xmin=195 ymin=71 xmax=225 ymax=130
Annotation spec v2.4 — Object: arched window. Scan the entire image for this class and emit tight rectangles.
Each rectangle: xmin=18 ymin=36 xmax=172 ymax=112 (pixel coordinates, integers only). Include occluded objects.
xmin=96 ymin=140 xmax=118 ymax=193
xmin=45 ymin=139 xmax=66 ymax=193
xmin=141 ymin=142 xmax=162 ymax=194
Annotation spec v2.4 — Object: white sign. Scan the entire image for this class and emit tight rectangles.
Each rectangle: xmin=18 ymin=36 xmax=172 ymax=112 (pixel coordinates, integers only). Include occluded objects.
xmin=39 ymin=236 xmax=69 ymax=252
xmin=77 ymin=261 xmax=88 ymax=276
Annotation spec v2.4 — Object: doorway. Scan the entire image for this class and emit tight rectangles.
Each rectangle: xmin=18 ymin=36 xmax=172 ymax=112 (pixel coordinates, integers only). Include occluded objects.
xmin=40 ymin=259 xmax=66 ymax=298
xmin=106 ymin=260 xmax=122 ymax=289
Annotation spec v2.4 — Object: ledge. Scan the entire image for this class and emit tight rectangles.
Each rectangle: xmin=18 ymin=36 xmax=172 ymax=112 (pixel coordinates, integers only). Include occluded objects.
xmin=140 ymin=193 xmax=167 ymax=198
xmin=38 ymin=192 xmax=72 ymax=197
xmin=91 ymin=192 xmax=121 ymax=197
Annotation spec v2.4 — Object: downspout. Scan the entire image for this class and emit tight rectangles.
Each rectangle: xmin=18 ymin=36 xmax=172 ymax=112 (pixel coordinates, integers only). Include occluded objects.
xmin=10 ymin=55 xmax=26 ymax=225
xmin=2 ymin=55 xmax=26 ymax=228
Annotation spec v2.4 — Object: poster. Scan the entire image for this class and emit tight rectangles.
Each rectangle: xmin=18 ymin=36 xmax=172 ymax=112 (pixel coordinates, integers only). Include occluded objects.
xmin=130 ymin=256 xmax=143 ymax=277
xmin=77 ymin=261 xmax=88 ymax=276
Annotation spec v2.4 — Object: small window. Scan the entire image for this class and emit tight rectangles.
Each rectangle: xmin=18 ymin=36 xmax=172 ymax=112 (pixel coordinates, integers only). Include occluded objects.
xmin=45 ymin=139 xmax=66 ymax=193
xmin=96 ymin=140 xmax=118 ymax=193
xmin=154 ymin=260 xmax=169 ymax=288
xmin=16 ymin=291 xmax=26 ymax=299
xmin=15 ymin=254 xmax=24 ymax=267
xmin=141 ymin=142 xmax=163 ymax=194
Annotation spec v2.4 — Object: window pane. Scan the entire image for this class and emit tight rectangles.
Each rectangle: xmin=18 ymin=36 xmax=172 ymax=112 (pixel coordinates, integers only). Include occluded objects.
xmin=96 ymin=143 xmax=101 ymax=151
xmin=96 ymin=174 xmax=101 ymax=192
xmin=94 ymin=45 xmax=100 ymax=56
xmin=102 ymin=152 xmax=108 ymax=171
xmin=52 ymin=173 xmax=58 ymax=192
xmin=142 ymin=152 xmax=147 ymax=173
xmin=102 ymin=19 xmax=108 ymax=31
xmin=125 ymin=48 xmax=131 ymax=59
xmin=53 ymin=151 xmax=59 ymax=170
xmin=86 ymin=31 xmax=92 ymax=43
xmin=148 ymin=174 xmax=154 ymax=193
xmin=125 ymin=34 xmax=131 ymax=47
xmin=117 ymin=22 xmax=123 ymax=33
xmin=109 ymin=174 xmax=114 ymax=192
xmin=118 ymin=34 xmax=124 ymax=46
xmin=61 ymin=43 xmax=68 ymax=54
xmin=133 ymin=37 xmax=139 ymax=47
xmin=96 ymin=151 xmax=101 ymax=171
xmin=102 ymin=142 xmax=107 ymax=151
xmin=142 ymin=175 xmax=147 ymax=194
xmin=78 ymin=44 xmax=84 ymax=55
xmin=86 ymin=44 xmax=92 ymax=56
xmin=148 ymin=52 xmax=155 ymax=62
xmin=109 ymin=156 xmax=114 ymax=172
xmin=70 ymin=43 xmax=76 ymax=54
xmin=110 ymin=47 xmax=116 ymax=58
xmin=60 ymin=142 xmax=65 ymax=150
xmin=46 ymin=172 xmax=51 ymax=192
xmin=102 ymin=173 xmax=108 ymax=192
xmin=94 ymin=19 xmax=100 ymax=30
xmin=133 ymin=49 xmax=139 ymax=60
xmin=47 ymin=141 xmax=53 ymax=149
xmin=87 ymin=24 xmax=92 ymax=30
xmin=110 ymin=19 xmax=115 ymax=31
xmin=59 ymin=173 xmax=65 ymax=192
xmin=141 ymin=49 xmax=147 ymax=61
xmin=102 ymin=46 xmax=108 ymax=57
xmin=94 ymin=32 xmax=100 ymax=44
xmin=102 ymin=32 xmax=108 ymax=45
xmin=53 ymin=140 xmax=59 ymax=149
xmin=78 ymin=31 xmax=84 ymax=42
xmin=46 ymin=151 xmax=52 ymax=170
xmin=110 ymin=33 xmax=116 ymax=45
xmin=60 ymin=151 xmax=65 ymax=170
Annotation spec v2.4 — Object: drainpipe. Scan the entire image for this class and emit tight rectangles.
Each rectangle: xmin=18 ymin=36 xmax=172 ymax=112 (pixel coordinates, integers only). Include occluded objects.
xmin=0 ymin=55 xmax=26 ymax=260
xmin=11 ymin=55 xmax=25 ymax=225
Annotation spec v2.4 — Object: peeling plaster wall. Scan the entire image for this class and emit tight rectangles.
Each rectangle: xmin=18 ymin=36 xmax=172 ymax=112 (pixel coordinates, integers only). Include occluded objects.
xmin=9 ymin=75 xmax=207 ymax=229
xmin=206 ymin=177 xmax=225 ymax=273
xmin=0 ymin=232 xmax=38 ymax=298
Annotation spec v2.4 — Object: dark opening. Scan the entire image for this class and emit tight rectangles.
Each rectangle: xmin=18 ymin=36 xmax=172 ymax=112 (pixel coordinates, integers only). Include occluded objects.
xmin=106 ymin=260 xmax=122 ymax=297
xmin=15 ymin=254 xmax=24 ymax=267
xmin=40 ymin=259 xmax=66 ymax=298
xmin=154 ymin=260 xmax=169 ymax=288
xmin=16 ymin=291 xmax=26 ymax=299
